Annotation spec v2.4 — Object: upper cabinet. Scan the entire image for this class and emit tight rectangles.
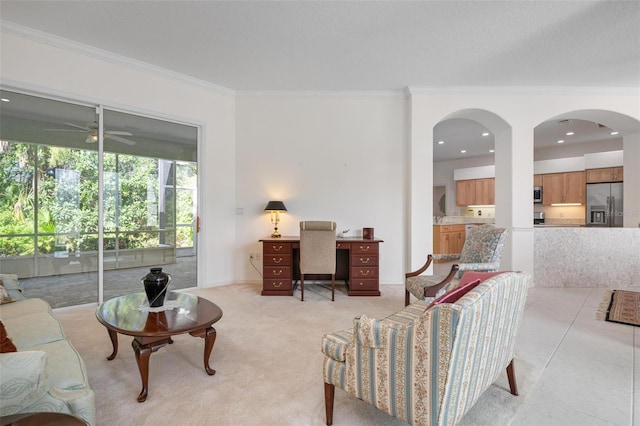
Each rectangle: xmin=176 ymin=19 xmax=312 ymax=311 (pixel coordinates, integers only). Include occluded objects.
xmin=542 ymin=171 xmax=585 ymax=205
xmin=456 ymin=178 xmax=495 ymax=206
xmin=534 ymin=174 xmax=543 ymax=187
xmin=586 ymin=167 xmax=623 ymax=183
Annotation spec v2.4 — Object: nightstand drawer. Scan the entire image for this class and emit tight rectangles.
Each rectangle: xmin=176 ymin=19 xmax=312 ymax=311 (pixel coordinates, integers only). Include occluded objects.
xmin=264 ymin=254 xmax=291 ymax=266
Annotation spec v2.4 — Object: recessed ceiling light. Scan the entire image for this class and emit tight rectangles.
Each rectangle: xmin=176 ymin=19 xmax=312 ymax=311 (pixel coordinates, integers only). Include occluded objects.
xmin=565 ymin=131 xmax=574 ymax=136
xmin=489 ymin=149 xmax=495 ymax=153
xmin=0 ymin=98 xmax=10 ymax=102
xmin=557 ymin=140 xmax=565 ymax=144
xmin=482 ymin=132 xmax=490 ymax=137
xmin=610 ymin=131 xmax=619 ymax=135
xmin=437 ymin=140 xmax=444 ymax=144
xmin=460 ymin=150 xmax=467 ymax=153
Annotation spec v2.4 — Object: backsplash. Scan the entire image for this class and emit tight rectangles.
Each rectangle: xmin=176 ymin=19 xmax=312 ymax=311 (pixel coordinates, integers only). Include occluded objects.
xmin=535 ymin=205 xmax=586 ymax=225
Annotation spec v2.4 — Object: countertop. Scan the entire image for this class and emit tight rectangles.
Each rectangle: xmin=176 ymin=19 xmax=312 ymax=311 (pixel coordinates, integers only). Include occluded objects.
xmin=434 ymin=216 xmax=495 ymax=225
xmin=534 ymin=224 xmax=585 ymax=228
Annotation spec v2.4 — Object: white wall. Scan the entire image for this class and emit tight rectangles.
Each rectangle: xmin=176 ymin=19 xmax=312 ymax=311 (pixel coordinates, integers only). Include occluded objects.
xmin=3 ymin=28 xmax=639 ymax=291
xmin=1 ymin=31 xmax=237 ymax=287
xmin=235 ymin=94 xmax=407 ymax=284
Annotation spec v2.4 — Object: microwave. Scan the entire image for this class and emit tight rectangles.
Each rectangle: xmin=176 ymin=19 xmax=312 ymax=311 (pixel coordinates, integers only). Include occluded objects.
xmin=533 ymin=186 xmax=542 ymax=203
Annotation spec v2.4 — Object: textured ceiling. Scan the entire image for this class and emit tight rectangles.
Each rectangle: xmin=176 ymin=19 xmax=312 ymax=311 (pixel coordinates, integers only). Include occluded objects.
xmin=1 ymin=1 xmax=639 ymax=92
xmin=1 ymin=1 xmax=638 ymax=162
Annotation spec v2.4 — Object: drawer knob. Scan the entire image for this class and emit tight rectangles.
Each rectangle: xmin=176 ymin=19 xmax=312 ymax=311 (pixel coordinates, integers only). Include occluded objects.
xmin=273 ymin=257 xmax=282 ymax=264
xmin=273 ymin=270 xmax=283 ymax=276
xmin=273 ymin=245 xmax=283 ymax=251
xmin=360 ymin=270 xmax=370 ymax=276
xmin=360 ymin=257 xmax=370 ymax=264
xmin=359 ymin=245 xmax=370 ymax=251
xmin=273 ymin=282 xmax=282 ymax=288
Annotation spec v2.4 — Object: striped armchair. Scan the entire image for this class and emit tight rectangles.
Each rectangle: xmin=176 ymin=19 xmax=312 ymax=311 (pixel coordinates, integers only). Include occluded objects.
xmin=322 ymin=271 xmax=530 ymax=425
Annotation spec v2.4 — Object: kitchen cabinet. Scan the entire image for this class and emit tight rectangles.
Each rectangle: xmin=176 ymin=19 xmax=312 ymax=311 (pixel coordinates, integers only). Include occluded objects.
xmin=433 ymin=224 xmax=465 ymax=262
xmin=534 ymin=174 xmax=543 ymax=187
xmin=475 ymin=178 xmax=495 ymax=205
xmin=586 ymin=167 xmax=623 ymax=183
xmin=542 ymin=171 xmax=585 ymax=204
xmin=456 ymin=178 xmax=495 ymax=206
xmin=455 ymin=180 xmax=476 ymax=206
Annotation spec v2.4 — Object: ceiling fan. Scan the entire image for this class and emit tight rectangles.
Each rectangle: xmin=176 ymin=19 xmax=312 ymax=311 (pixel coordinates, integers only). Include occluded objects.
xmin=45 ymin=122 xmax=136 ymax=145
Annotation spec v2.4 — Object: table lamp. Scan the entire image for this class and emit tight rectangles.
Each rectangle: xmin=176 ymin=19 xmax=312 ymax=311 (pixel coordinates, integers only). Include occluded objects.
xmin=264 ymin=200 xmax=287 ymax=238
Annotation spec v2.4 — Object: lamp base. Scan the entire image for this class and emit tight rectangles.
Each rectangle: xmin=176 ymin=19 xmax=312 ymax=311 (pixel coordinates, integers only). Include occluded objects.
xmin=271 ymin=230 xmax=282 ymax=238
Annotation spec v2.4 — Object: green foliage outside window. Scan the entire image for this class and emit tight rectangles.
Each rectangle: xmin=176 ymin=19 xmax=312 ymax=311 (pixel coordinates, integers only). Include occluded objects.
xmin=0 ymin=141 xmax=196 ymax=258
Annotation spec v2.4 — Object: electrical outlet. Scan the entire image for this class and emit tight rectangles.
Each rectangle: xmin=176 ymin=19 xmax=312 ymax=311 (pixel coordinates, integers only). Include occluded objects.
xmin=249 ymin=252 xmax=260 ymax=261
xmin=249 ymin=253 xmax=255 ymax=260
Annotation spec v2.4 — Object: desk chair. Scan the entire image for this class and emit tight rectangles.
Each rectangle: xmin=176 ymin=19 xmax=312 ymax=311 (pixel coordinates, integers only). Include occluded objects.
xmin=299 ymin=221 xmax=337 ymax=301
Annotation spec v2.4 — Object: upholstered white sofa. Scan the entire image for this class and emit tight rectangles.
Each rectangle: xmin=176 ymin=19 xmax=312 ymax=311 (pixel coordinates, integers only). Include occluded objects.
xmin=0 ymin=274 xmax=95 ymax=425
xmin=322 ymin=271 xmax=530 ymax=425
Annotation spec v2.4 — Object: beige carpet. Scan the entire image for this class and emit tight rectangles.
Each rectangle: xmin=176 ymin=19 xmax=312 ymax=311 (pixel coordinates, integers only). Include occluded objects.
xmin=55 ymin=283 xmax=540 ymax=426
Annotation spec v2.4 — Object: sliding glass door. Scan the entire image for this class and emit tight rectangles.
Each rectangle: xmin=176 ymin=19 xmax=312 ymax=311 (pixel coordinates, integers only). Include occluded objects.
xmin=0 ymin=90 xmax=198 ymax=307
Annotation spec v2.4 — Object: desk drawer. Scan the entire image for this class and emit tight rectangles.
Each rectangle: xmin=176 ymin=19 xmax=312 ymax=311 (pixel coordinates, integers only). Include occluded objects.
xmin=351 ymin=254 xmax=378 ymax=267
xmin=336 ymin=241 xmax=350 ymax=250
xmin=263 ymin=279 xmax=292 ymax=291
xmin=264 ymin=267 xmax=292 ymax=279
xmin=352 ymin=243 xmax=379 ymax=255
xmin=264 ymin=254 xmax=291 ymax=266
xmin=263 ymin=242 xmax=292 ymax=254
xmin=350 ymin=279 xmax=379 ymax=291
xmin=351 ymin=267 xmax=378 ymax=279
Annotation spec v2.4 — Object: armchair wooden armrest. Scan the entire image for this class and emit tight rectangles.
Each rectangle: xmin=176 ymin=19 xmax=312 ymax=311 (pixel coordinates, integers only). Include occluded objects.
xmin=404 ymin=254 xmax=460 ymax=305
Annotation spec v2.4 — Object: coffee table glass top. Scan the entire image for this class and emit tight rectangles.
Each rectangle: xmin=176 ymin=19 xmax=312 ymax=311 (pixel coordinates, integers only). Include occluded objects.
xmin=96 ymin=292 xmax=222 ymax=337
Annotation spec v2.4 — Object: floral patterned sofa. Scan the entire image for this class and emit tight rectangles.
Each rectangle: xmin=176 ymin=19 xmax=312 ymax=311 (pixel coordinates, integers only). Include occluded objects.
xmin=0 ymin=274 xmax=95 ymax=425
xmin=322 ymin=271 xmax=530 ymax=425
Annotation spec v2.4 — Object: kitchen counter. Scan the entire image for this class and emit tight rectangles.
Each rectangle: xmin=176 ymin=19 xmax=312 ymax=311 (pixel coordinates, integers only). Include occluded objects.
xmin=534 ymin=224 xmax=585 ymax=228
xmin=435 ymin=216 xmax=495 ymax=225
xmin=534 ymin=227 xmax=640 ymax=288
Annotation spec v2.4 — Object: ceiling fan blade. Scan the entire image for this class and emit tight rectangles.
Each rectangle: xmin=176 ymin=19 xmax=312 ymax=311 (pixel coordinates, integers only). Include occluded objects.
xmin=105 ymin=131 xmax=134 ymax=136
xmin=62 ymin=122 xmax=92 ymax=131
xmin=106 ymin=134 xmax=136 ymax=146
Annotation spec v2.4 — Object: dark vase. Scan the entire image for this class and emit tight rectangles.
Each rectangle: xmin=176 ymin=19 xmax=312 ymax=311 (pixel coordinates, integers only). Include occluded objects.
xmin=142 ymin=267 xmax=172 ymax=307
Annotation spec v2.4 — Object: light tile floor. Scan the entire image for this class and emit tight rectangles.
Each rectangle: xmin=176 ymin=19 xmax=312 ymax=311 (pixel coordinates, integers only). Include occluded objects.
xmin=513 ymin=286 xmax=638 ymax=425
xmin=430 ymin=261 xmax=638 ymax=425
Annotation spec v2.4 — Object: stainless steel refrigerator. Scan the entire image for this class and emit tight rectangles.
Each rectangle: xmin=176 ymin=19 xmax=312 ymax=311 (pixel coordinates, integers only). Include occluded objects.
xmin=586 ymin=182 xmax=623 ymax=227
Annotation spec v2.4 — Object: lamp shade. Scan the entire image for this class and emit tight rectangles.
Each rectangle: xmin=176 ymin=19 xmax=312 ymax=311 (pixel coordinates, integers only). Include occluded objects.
xmin=264 ymin=200 xmax=287 ymax=212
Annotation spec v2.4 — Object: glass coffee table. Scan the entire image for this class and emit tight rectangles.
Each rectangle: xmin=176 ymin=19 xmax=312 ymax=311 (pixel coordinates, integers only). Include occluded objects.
xmin=96 ymin=291 xmax=223 ymax=402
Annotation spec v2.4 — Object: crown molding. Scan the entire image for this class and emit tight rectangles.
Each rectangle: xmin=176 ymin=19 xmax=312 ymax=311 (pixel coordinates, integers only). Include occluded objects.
xmin=407 ymin=86 xmax=640 ymax=96
xmin=1 ymin=20 xmax=235 ymax=96
xmin=235 ymin=90 xmax=406 ymax=98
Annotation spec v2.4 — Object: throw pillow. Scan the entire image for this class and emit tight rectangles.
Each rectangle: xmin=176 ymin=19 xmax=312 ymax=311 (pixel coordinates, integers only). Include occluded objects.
xmin=0 ymin=283 xmax=16 ymax=304
xmin=457 ymin=271 xmax=508 ymax=287
xmin=0 ymin=321 xmax=18 ymax=353
xmin=425 ymin=278 xmax=482 ymax=311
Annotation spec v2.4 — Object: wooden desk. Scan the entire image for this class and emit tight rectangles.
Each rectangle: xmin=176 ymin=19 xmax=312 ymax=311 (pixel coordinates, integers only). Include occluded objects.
xmin=259 ymin=236 xmax=383 ymax=297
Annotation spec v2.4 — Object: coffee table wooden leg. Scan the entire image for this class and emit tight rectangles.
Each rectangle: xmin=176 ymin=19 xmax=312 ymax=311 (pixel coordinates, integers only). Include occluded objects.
xmin=132 ymin=339 xmax=151 ymax=403
xmin=203 ymin=327 xmax=217 ymax=375
xmin=106 ymin=328 xmax=118 ymax=360
xmin=190 ymin=326 xmax=217 ymax=375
